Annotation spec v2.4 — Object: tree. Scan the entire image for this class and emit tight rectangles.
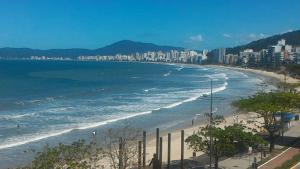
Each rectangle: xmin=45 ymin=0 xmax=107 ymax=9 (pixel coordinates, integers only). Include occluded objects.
xmin=101 ymin=126 xmax=142 ymax=169
xmin=18 ymin=139 xmax=103 ymax=169
xmin=185 ymin=124 xmax=265 ymax=169
xmin=233 ymin=92 xmax=300 ymax=152
xmin=29 ymin=140 xmax=94 ymax=169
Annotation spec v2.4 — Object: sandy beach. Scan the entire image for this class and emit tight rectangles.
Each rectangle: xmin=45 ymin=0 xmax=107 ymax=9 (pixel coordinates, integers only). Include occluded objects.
xmin=143 ymin=111 xmax=264 ymax=165
xmin=216 ymin=66 xmax=300 ymax=91
xmin=143 ymin=64 xmax=298 ymax=165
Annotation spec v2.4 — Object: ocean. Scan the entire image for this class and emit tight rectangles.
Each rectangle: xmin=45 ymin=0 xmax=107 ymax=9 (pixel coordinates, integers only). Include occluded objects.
xmin=0 ymin=60 xmax=273 ymax=168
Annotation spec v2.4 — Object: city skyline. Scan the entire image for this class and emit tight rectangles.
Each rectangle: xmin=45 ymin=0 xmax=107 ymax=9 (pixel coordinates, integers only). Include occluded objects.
xmin=0 ymin=0 xmax=299 ymax=50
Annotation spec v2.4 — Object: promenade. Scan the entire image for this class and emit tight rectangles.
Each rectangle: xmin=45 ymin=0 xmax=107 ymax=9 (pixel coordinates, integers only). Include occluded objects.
xmin=219 ymin=120 xmax=300 ymax=169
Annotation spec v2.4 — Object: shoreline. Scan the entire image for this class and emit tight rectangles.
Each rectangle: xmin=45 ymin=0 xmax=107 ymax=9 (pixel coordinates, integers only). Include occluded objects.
xmin=142 ymin=61 xmax=300 ymax=90
xmin=140 ymin=63 xmax=285 ymax=164
xmin=0 ymin=61 xmax=280 ymax=168
xmin=206 ymin=65 xmax=300 ymax=91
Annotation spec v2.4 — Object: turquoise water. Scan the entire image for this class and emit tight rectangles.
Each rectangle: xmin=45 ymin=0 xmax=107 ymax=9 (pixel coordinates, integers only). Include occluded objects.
xmin=0 ymin=61 xmax=272 ymax=168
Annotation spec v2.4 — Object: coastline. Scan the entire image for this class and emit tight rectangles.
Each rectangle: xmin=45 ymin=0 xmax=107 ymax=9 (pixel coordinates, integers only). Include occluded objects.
xmin=146 ymin=61 xmax=300 ymax=90
xmin=141 ymin=63 xmax=288 ymax=165
xmin=209 ymin=65 xmax=300 ymax=91
xmin=0 ymin=61 xmax=282 ymax=168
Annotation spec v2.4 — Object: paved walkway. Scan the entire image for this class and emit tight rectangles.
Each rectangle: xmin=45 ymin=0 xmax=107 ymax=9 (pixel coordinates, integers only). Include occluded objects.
xmin=258 ymin=144 xmax=300 ymax=169
xmin=291 ymin=162 xmax=300 ymax=169
xmin=219 ymin=120 xmax=300 ymax=169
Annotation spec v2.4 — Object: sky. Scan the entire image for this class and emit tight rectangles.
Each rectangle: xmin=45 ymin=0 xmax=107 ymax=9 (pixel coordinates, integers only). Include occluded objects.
xmin=0 ymin=0 xmax=299 ymax=50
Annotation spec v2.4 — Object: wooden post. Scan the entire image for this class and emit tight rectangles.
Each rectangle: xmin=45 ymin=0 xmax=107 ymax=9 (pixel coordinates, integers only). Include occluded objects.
xmin=167 ymin=133 xmax=171 ymax=169
xmin=159 ymin=137 xmax=163 ymax=169
xmin=138 ymin=141 xmax=142 ymax=169
xmin=156 ymin=128 xmax=159 ymax=156
xmin=181 ymin=130 xmax=184 ymax=169
xmin=143 ymin=131 xmax=146 ymax=168
xmin=119 ymin=137 xmax=123 ymax=169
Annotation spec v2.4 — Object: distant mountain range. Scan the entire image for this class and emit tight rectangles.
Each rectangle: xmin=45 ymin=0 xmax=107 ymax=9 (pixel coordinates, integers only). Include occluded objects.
xmin=226 ymin=30 xmax=300 ymax=54
xmin=1 ymin=30 xmax=300 ymax=59
xmin=0 ymin=40 xmax=184 ymax=59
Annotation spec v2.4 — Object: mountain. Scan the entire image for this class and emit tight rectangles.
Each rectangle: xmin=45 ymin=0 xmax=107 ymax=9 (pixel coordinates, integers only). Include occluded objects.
xmin=94 ymin=40 xmax=184 ymax=55
xmin=0 ymin=40 xmax=184 ymax=59
xmin=226 ymin=30 xmax=300 ymax=54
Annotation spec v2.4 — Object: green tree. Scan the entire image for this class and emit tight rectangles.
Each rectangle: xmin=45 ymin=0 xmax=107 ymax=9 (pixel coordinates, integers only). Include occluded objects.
xmin=185 ymin=124 xmax=265 ymax=169
xmin=233 ymin=92 xmax=300 ymax=152
xmin=27 ymin=139 xmax=103 ymax=169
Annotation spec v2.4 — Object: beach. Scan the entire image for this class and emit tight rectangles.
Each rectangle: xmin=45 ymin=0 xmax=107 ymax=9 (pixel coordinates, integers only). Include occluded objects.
xmin=141 ymin=64 xmax=299 ymax=166
xmin=143 ymin=112 xmax=264 ymax=166
xmin=217 ymin=66 xmax=300 ymax=91
xmin=0 ymin=61 xmax=278 ymax=168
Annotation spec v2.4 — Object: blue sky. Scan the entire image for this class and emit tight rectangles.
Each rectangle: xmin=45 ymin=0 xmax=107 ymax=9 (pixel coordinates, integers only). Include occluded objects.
xmin=0 ymin=0 xmax=299 ymax=50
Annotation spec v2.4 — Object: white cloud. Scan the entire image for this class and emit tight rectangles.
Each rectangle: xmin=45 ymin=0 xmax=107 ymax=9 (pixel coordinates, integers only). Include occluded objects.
xmin=222 ymin=33 xmax=232 ymax=38
xmin=259 ymin=33 xmax=266 ymax=38
xmin=188 ymin=34 xmax=203 ymax=42
xmin=281 ymin=29 xmax=293 ymax=34
xmin=248 ymin=33 xmax=257 ymax=39
xmin=248 ymin=33 xmax=266 ymax=39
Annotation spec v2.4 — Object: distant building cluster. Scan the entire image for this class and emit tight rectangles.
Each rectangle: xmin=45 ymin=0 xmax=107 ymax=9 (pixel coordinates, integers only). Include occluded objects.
xmin=29 ymin=56 xmax=72 ymax=61
xmin=78 ymin=49 xmax=209 ymax=64
xmin=209 ymin=39 xmax=300 ymax=68
xmin=10 ymin=39 xmax=300 ymax=71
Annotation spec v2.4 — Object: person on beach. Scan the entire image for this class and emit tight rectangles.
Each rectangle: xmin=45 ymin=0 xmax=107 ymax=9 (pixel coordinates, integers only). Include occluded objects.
xmin=149 ymin=153 xmax=159 ymax=169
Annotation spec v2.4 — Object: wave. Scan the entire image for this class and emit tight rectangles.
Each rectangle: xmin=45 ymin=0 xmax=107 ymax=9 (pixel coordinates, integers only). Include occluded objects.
xmin=15 ymin=101 xmax=25 ymax=105
xmin=0 ymin=129 xmax=73 ymax=150
xmin=207 ymin=73 xmax=229 ymax=80
xmin=0 ymin=111 xmax=152 ymax=150
xmin=16 ymin=97 xmax=57 ymax=106
xmin=77 ymin=111 xmax=152 ymax=130
xmin=162 ymin=82 xmax=227 ymax=109
xmin=163 ymin=71 xmax=172 ymax=77
xmin=175 ymin=66 xmax=184 ymax=71
xmin=27 ymin=99 xmax=43 ymax=104
xmin=0 ymin=82 xmax=228 ymax=149
xmin=143 ymin=88 xmax=157 ymax=93
xmin=0 ymin=113 xmax=37 ymax=120
xmin=47 ymin=107 xmax=73 ymax=113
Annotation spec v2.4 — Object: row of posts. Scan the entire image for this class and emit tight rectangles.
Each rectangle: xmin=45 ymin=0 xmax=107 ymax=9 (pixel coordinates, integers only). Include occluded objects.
xmin=118 ymin=128 xmax=185 ymax=169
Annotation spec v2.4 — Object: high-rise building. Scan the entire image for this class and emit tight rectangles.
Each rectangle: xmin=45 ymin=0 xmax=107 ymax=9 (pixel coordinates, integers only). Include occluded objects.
xmin=209 ymin=48 xmax=226 ymax=64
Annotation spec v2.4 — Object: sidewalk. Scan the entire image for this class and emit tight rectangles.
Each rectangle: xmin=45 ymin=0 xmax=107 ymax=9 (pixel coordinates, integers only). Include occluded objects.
xmin=258 ymin=143 xmax=300 ymax=169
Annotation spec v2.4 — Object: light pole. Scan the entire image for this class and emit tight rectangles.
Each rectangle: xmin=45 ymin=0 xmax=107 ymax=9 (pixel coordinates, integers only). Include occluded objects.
xmin=209 ymin=79 xmax=213 ymax=169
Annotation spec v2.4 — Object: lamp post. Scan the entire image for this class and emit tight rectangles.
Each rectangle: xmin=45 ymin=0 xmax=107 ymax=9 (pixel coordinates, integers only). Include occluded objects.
xmin=209 ymin=78 xmax=213 ymax=169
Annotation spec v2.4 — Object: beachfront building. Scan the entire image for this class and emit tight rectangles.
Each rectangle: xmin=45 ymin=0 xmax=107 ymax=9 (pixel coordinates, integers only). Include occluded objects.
xmin=209 ymin=48 xmax=226 ymax=64
xmin=291 ymin=46 xmax=300 ymax=64
xmin=224 ymin=54 xmax=239 ymax=65
xmin=239 ymin=49 xmax=259 ymax=67
xmin=259 ymin=49 xmax=269 ymax=68
xmin=202 ymin=49 xmax=209 ymax=61
xmin=266 ymin=39 xmax=294 ymax=68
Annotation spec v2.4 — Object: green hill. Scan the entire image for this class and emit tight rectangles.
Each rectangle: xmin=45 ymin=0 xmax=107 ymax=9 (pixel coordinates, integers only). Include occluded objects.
xmin=226 ymin=30 xmax=300 ymax=54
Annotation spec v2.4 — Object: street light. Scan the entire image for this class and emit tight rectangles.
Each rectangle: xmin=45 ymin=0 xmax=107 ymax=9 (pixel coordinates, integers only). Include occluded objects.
xmin=209 ymin=78 xmax=213 ymax=169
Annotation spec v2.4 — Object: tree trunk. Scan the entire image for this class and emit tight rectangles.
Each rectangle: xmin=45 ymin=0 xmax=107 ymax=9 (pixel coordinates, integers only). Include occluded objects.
xmin=214 ymin=156 xmax=219 ymax=169
xmin=269 ymin=133 xmax=275 ymax=152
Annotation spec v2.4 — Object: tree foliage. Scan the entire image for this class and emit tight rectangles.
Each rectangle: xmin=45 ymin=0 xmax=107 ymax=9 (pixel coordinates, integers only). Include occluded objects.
xmin=233 ymin=92 xmax=300 ymax=151
xmin=25 ymin=139 xmax=103 ymax=169
xmin=185 ymin=124 xmax=266 ymax=168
